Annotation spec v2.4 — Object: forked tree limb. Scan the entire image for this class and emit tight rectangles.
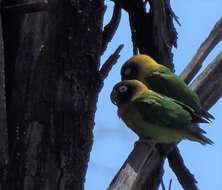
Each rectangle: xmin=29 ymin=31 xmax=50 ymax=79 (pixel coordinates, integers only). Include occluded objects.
xmin=180 ymin=17 xmax=222 ymax=84
xmin=191 ymin=50 xmax=222 ymax=110
xmin=108 ymin=50 xmax=222 ymax=190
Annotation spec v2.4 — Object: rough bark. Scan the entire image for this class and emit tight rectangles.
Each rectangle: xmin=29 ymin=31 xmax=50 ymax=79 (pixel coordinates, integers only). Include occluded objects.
xmin=2 ymin=0 xmax=104 ymax=189
xmin=112 ymin=0 xmax=177 ymax=70
xmin=0 ymin=2 xmax=8 ymax=188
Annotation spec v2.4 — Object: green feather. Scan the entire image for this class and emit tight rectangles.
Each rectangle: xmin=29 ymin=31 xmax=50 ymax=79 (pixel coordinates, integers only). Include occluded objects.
xmin=144 ymin=68 xmax=214 ymax=120
xmin=121 ymin=91 xmax=213 ymax=145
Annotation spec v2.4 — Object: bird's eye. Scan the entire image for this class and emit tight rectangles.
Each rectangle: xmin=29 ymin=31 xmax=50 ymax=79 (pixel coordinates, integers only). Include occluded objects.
xmin=119 ymin=85 xmax=128 ymax=93
xmin=124 ymin=68 xmax=132 ymax=76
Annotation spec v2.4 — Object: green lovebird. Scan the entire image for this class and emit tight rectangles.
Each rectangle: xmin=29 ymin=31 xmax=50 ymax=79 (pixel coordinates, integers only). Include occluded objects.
xmin=110 ymin=80 xmax=213 ymax=145
xmin=121 ymin=54 xmax=214 ymax=121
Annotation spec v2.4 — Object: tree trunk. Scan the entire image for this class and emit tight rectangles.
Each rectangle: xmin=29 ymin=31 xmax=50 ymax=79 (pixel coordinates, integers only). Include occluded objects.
xmin=1 ymin=0 xmax=104 ymax=189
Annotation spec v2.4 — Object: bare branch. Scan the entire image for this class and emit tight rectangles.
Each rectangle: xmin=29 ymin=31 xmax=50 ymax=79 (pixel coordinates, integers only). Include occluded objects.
xmin=101 ymin=4 xmax=121 ymax=54
xmin=112 ymin=0 xmax=177 ymax=70
xmin=168 ymin=179 xmax=172 ymax=190
xmin=190 ymin=50 xmax=222 ymax=109
xmin=160 ymin=179 xmax=166 ymax=190
xmin=180 ymin=17 xmax=222 ymax=83
xmin=108 ymin=143 xmax=164 ymax=190
xmin=2 ymin=0 xmax=48 ymax=14
xmin=167 ymin=147 xmax=198 ymax=190
xmin=99 ymin=44 xmax=124 ymax=80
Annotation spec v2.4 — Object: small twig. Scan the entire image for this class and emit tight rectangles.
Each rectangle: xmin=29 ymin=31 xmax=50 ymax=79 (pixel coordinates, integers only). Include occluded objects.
xmin=168 ymin=179 xmax=172 ymax=190
xmin=165 ymin=0 xmax=181 ymax=26
xmin=161 ymin=179 xmax=166 ymax=190
xmin=190 ymin=50 xmax=222 ymax=109
xmin=99 ymin=44 xmax=124 ymax=80
xmin=180 ymin=17 xmax=222 ymax=83
xmin=101 ymin=4 xmax=121 ymax=54
xmin=2 ymin=0 xmax=48 ymax=15
xmin=167 ymin=147 xmax=198 ymax=190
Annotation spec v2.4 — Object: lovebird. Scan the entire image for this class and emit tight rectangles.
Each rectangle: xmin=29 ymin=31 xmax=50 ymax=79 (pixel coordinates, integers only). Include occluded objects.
xmin=121 ymin=54 xmax=214 ymax=121
xmin=110 ymin=80 xmax=213 ymax=145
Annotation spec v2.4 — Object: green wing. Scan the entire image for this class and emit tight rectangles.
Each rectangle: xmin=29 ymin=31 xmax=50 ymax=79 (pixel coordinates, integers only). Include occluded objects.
xmin=145 ymin=69 xmax=214 ymax=120
xmin=131 ymin=93 xmax=193 ymax=129
xmin=171 ymin=99 xmax=210 ymax=123
xmin=130 ymin=93 xmax=212 ymax=145
xmin=145 ymin=69 xmax=201 ymax=111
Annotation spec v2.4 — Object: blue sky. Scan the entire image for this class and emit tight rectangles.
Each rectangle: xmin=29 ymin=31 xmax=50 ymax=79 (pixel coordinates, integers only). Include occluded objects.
xmin=85 ymin=1 xmax=222 ymax=189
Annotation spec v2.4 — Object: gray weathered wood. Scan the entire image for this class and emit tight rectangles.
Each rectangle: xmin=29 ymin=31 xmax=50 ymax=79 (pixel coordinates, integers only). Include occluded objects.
xmin=108 ymin=143 xmax=164 ymax=190
xmin=191 ymin=50 xmax=222 ymax=109
xmin=180 ymin=17 xmax=222 ymax=83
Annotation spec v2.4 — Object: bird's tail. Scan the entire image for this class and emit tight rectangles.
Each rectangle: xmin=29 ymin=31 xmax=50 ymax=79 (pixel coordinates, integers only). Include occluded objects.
xmin=200 ymin=109 xmax=215 ymax=121
xmin=188 ymin=126 xmax=214 ymax=145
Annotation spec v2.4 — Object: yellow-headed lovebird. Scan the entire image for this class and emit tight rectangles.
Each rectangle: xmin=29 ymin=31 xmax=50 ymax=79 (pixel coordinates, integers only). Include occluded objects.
xmin=120 ymin=55 xmax=214 ymax=122
xmin=110 ymin=80 xmax=213 ymax=145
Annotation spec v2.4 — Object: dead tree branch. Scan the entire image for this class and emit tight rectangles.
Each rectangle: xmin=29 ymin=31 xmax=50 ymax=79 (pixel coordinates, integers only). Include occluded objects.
xmin=180 ymin=17 xmax=222 ymax=83
xmin=168 ymin=179 xmax=172 ymax=190
xmin=167 ymin=147 xmax=198 ymax=190
xmin=160 ymin=179 xmax=166 ymax=190
xmin=108 ymin=143 xmax=164 ymax=190
xmin=112 ymin=0 xmax=177 ymax=70
xmin=99 ymin=44 xmax=124 ymax=80
xmin=101 ymin=4 xmax=121 ymax=54
xmin=191 ymin=50 xmax=222 ymax=109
